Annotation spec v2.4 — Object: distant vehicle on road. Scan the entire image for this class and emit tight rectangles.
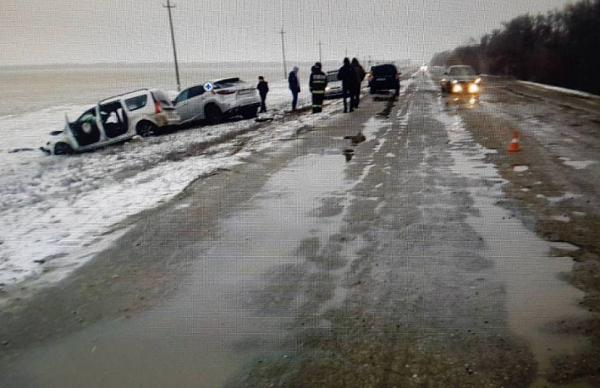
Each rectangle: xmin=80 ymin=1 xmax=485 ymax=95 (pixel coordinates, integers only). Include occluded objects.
xmin=42 ymin=89 xmax=181 ymax=155
xmin=440 ymin=65 xmax=482 ymax=98
xmin=173 ymin=78 xmax=261 ymax=125
xmin=325 ymin=71 xmax=343 ymax=98
xmin=368 ymin=64 xmax=401 ymax=95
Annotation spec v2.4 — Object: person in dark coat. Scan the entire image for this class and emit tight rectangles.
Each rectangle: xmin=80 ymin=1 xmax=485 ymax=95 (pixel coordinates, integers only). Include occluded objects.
xmin=288 ymin=66 xmax=301 ymax=111
xmin=257 ymin=76 xmax=269 ymax=113
xmin=351 ymin=58 xmax=366 ymax=109
xmin=309 ymin=62 xmax=327 ymax=114
xmin=337 ymin=57 xmax=359 ymax=113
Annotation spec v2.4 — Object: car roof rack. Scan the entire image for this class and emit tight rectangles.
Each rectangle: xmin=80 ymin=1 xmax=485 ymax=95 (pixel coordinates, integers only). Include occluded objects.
xmin=100 ymin=88 xmax=150 ymax=103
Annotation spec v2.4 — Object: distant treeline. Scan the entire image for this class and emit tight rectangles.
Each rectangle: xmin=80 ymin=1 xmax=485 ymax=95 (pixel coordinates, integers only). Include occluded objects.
xmin=431 ymin=0 xmax=600 ymax=95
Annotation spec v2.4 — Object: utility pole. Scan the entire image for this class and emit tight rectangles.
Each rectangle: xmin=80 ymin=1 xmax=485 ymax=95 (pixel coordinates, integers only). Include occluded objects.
xmin=280 ymin=27 xmax=288 ymax=80
xmin=318 ymin=40 xmax=323 ymax=64
xmin=164 ymin=0 xmax=181 ymax=91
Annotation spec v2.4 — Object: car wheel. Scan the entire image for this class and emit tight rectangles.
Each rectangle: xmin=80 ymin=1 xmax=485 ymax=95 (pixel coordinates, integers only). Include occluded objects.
xmin=54 ymin=142 xmax=73 ymax=155
xmin=205 ymin=105 xmax=223 ymax=125
xmin=136 ymin=121 xmax=156 ymax=138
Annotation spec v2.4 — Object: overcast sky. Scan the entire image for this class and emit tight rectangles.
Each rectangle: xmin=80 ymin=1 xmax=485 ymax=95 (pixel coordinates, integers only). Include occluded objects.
xmin=1 ymin=0 xmax=574 ymax=66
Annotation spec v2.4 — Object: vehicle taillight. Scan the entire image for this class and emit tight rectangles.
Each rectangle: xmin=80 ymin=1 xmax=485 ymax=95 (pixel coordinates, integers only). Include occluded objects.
xmin=216 ymin=90 xmax=235 ymax=95
xmin=154 ymin=101 xmax=162 ymax=114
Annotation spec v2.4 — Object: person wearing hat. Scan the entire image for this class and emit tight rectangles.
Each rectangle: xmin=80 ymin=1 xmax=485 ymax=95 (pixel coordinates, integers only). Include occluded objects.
xmin=309 ymin=62 xmax=327 ymax=114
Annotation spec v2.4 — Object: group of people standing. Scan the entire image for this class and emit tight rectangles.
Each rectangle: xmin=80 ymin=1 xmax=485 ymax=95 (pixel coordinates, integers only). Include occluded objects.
xmin=256 ymin=57 xmax=367 ymax=115
xmin=337 ymin=58 xmax=366 ymax=113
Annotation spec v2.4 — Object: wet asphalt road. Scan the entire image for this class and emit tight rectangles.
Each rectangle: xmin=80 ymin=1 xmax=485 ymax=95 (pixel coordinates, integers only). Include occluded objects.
xmin=0 ymin=74 xmax=593 ymax=387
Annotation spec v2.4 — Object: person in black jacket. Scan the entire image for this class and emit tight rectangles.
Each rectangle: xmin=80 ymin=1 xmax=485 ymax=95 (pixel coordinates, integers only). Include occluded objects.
xmin=288 ymin=67 xmax=301 ymax=111
xmin=351 ymin=58 xmax=366 ymax=109
xmin=309 ymin=62 xmax=327 ymax=113
xmin=337 ymin=57 xmax=358 ymax=113
xmin=257 ymin=76 xmax=269 ymax=113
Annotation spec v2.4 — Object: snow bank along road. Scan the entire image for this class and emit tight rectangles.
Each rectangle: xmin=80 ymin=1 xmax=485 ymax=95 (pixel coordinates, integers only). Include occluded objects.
xmin=0 ymin=82 xmax=319 ymax=294
xmin=1 ymin=71 xmax=600 ymax=387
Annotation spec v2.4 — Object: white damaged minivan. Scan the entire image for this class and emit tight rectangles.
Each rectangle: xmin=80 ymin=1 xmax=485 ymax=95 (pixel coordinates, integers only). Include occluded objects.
xmin=42 ymin=88 xmax=181 ymax=155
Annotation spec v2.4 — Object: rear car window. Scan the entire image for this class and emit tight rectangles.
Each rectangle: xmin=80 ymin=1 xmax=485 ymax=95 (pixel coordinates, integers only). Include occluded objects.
xmin=327 ymin=73 xmax=338 ymax=82
xmin=124 ymin=95 xmax=148 ymax=111
xmin=449 ymin=67 xmax=476 ymax=76
xmin=372 ymin=65 xmax=397 ymax=76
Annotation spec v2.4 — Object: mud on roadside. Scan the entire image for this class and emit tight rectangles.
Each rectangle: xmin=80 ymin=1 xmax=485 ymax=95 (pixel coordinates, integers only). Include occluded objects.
xmin=457 ymin=103 xmax=600 ymax=386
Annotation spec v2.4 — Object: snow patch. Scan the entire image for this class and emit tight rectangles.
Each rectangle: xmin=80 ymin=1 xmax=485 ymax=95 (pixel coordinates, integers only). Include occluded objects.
xmin=0 ymin=83 xmax=337 ymax=288
xmin=559 ymin=157 xmax=597 ymax=170
xmin=549 ymin=242 xmax=580 ymax=252
xmin=513 ymin=165 xmax=529 ymax=173
xmin=519 ymin=81 xmax=600 ymax=100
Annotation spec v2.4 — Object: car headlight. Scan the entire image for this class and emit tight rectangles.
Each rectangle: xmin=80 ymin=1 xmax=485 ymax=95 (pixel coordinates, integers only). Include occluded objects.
xmin=468 ymin=84 xmax=479 ymax=93
xmin=451 ymin=80 xmax=458 ymax=84
xmin=452 ymin=84 xmax=463 ymax=93
xmin=475 ymin=77 xmax=481 ymax=84
xmin=325 ymin=86 xmax=330 ymax=92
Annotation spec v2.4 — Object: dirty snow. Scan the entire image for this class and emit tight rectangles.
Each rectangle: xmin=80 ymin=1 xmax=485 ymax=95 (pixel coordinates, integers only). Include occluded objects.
xmin=550 ymin=242 xmax=581 ymax=252
xmin=513 ymin=165 xmax=529 ymax=173
xmin=558 ymin=157 xmax=597 ymax=170
xmin=552 ymin=215 xmax=571 ymax=223
xmin=0 ymin=82 xmax=335 ymax=288
xmin=518 ymin=81 xmax=600 ymax=100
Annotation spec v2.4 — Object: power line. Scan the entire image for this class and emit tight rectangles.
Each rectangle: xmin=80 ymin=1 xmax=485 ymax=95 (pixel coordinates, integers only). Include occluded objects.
xmin=164 ymin=0 xmax=181 ymax=91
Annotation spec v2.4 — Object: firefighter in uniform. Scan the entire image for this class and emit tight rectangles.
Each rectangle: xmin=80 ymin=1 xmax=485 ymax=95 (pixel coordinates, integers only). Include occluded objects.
xmin=309 ymin=62 xmax=327 ymax=113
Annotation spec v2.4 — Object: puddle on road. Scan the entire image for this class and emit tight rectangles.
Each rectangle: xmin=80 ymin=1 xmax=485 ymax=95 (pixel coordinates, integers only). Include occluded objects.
xmin=3 ymin=153 xmax=358 ymax=388
xmin=441 ymin=113 xmax=592 ymax=383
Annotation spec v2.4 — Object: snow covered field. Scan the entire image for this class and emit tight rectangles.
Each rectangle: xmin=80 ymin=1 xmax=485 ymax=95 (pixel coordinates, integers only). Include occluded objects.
xmin=0 ymin=82 xmax=340 ymax=290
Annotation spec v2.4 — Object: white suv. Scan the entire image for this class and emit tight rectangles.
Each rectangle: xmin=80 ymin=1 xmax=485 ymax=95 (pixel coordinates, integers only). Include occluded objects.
xmin=173 ymin=78 xmax=261 ymax=125
xmin=43 ymin=89 xmax=181 ymax=155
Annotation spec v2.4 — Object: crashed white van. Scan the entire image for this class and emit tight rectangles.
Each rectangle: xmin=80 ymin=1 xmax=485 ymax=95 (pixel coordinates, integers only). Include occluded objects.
xmin=42 ymin=89 xmax=181 ymax=155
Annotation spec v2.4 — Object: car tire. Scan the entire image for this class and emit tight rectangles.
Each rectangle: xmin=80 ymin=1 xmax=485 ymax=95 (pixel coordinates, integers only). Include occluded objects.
xmin=205 ymin=105 xmax=223 ymax=125
xmin=54 ymin=142 xmax=73 ymax=155
xmin=136 ymin=121 xmax=156 ymax=138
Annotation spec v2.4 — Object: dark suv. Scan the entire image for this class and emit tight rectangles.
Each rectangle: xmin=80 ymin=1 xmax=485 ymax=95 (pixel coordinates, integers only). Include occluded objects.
xmin=368 ymin=64 xmax=401 ymax=95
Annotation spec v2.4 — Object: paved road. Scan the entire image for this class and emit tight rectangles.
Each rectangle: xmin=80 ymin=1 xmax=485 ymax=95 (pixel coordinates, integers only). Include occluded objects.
xmin=1 ymin=73 xmax=597 ymax=387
